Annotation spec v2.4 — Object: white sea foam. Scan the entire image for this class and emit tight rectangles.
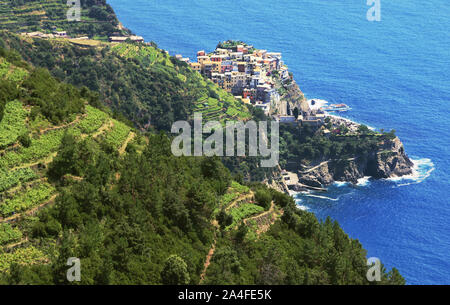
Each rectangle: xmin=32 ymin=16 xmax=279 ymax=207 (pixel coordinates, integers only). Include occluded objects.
xmin=297 ymin=205 xmax=310 ymax=211
xmin=334 ymin=180 xmax=349 ymax=187
xmin=288 ymin=190 xmax=299 ymax=197
xmin=357 ymin=176 xmax=371 ymax=186
xmin=305 ymin=193 xmax=339 ymax=201
xmin=326 ymin=113 xmax=376 ymax=131
xmin=294 ymin=197 xmax=310 ymax=211
xmin=388 ymin=158 xmax=435 ymax=187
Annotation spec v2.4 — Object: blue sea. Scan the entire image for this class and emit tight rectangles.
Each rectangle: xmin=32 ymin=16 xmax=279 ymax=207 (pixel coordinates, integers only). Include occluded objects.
xmin=107 ymin=0 xmax=450 ymax=284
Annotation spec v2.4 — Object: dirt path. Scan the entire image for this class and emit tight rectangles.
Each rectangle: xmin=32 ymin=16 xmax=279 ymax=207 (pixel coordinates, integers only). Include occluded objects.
xmin=199 ymin=239 xmax=216 ymax=284
xmin=10 ymin=152 xmax=58 ymax=171
xmin=82 ymin=120 xmax=114 ymax=140
xmin=199 ymin=219 xmax=220 ymax=284
xmin=118 ymin=132 xmax=135 ymax=155
xmin=300 ymin=157 xmax=357 ymax=174
xmin=39 ymin=114 xmax=86 ymax=135
xmin=4 ymin=237 xmax=29 ymax=250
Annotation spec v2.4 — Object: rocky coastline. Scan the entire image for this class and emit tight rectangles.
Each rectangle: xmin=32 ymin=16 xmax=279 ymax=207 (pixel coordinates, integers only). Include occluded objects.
xmin=277 ymin=135 xmax=414 ymax=193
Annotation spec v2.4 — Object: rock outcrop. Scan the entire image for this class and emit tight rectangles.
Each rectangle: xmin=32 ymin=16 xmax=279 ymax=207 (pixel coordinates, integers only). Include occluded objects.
xmin=282 ymin=80 xmax=309 ymax=115
xmin=297 ymin=137 xmax=414 ymax=187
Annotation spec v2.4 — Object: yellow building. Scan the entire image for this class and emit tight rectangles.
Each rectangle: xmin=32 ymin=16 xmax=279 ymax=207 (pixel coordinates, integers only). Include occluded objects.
xmin=212 ymin=62 xmax=222 ymax=73
xmin=189 ymin=62 xmax=201 ymax=72
xmin=197 ymin=56 xmax=210 ymax=65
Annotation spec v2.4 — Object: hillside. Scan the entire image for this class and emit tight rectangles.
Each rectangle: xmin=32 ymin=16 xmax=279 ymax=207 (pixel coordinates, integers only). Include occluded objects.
xmin=0 ymin=1 xmax=409 ymax=285
xmin=0 ymin=0 xmax=128 ymax=39
xmin=0 ymin=31 xmax=252 ymax=131
xmin=0 ymin=46 xmax=137 ymax=274
xmin=0 ymin=46 xmax=405 ymax=284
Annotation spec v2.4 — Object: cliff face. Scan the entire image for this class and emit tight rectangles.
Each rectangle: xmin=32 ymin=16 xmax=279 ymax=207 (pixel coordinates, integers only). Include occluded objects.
xmin=297 ymin=137 xmax=414 ymax=187
xmin=369 ymin=137 xmax=414 ymax=179
xmin=281 ymin=80 xmax=309 ymax=114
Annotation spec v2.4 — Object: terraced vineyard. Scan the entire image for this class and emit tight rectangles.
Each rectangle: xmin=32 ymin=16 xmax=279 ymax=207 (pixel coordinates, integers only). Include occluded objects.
xmin=111 ymin=43 xmax=171 ymax=67
xmin=0 ymin=57 xmax=28 ymax=81
xmin=76 ymin=105 xmax=110 ymax=134
xmin=0 ymin=168 xmax=38 ymax=193
xmin=0 ymin=0 xmax=126 ymax=38
xmin=101 ymin=119 xmax=132 ymax=150
xmin=0 ymin=100 xmax=137 ymax=271
xmin=0 ymin=246 xmax=46 ymax=273
xmin=219 ymin=181 xmax=250 ymax=210
xmin=193 ymin=82 xmax=252 ymax=123
xmin=0 ymin=182 xmax=56 ymax=218
xmin=109 ymin=42 xmax=252 ymax=124
xmin=0 ymin=100 xmax=28 ymax=149
xmin=0 ymin=223 xmax=22 ymax=245
xmin=226 ymin=203 xmax=264 ymax=231
xmin=215 ymin=181 xmax=283 ymax=237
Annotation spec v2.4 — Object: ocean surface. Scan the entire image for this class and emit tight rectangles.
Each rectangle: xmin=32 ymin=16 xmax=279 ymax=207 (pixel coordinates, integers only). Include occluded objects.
xmin=107 ymin=0 xmax=450 ymax=284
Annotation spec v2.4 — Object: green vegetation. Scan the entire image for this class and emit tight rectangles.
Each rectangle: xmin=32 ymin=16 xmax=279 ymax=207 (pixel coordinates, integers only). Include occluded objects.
xmin=0 ymin=246 xmax=46 ymax=273
xmin=0 ymin=168 xmax=38 ymax=192
xmin=0 ymin=223 xmax=22 ymax=245
xmin=279 ymin=123 xmax=397 ymax=168
xmin=0 ymin=128 xmax=66 ymax=169
xmin=0 ymin=56 xmax=27 ymax=81
xmin=219 ymin=181 xmax=249 ymax=207
xmin=0 ymin=32 xmax=251 ymax=130
xmin=230 ymin=181 xmax=249 ymax=194
xmin=23 ymin=68 xmax=85 ymax=125
xmin=227 ymin=204 xmax=264 ymax=230
xmin=75 ymin=105 xmax=110 ymax=134
xmin=161 ymin=255 xmax=190 ymax=285
xmin=0 ymin=7 xmax=406 ymax=284
xmin=0 ymin=100 xmax=28 ymax=149
xmin=216 ymin=40 xmax=255 ymax=53
xmin=254 ymin=189 xmax=272 ymax=210
xmin=0 ymin=182 xmax=55 ymax=217
xmin=1 ymin=134 xmax=232 ymax=284
xmin=0 ymin=0 xmax=127 ymax=38
xmin=111 ymin=43 xmax=169 ymax=66
xmin=102 ymin=119 xmax=131 ymax=149
xmin=204 ymin=188 xmax=405 ymax=285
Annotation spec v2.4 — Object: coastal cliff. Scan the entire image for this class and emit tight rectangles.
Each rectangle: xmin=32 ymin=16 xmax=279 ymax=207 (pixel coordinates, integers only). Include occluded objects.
xmin=281 ymin=80 xmax=310 ymax=114
xmin=294 ymin=137 xmax=414 ymax=188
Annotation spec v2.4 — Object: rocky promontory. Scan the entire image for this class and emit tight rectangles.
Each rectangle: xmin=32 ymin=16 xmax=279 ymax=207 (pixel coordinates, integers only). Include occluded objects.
xmin=292 ymin=136 xmax=414 ymax=189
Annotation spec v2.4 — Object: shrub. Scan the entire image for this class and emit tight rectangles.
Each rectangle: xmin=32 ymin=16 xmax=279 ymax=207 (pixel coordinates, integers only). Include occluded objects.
xmin=255 ymin=190 xmax=272 ymax=210
xmin=18 ymin=132 xmax=31 ymax=148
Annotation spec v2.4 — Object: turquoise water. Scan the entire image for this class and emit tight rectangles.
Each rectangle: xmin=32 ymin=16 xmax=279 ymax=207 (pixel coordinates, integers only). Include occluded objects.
xmin=107 ymin=0 xmax=450 ymax=284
